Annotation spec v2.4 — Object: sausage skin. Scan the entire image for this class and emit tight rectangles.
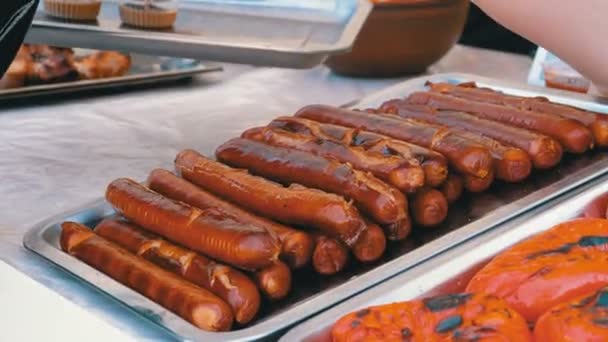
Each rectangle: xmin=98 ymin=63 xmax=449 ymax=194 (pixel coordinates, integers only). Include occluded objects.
xmin=242 ymin=126 xmax=425 ymax=193
xmin=60 ymin=221 xmax=234 ymax=331
xmin=254 ymin=261 xmax=292 ymax=301
xmin=411 ymin=188 xmax=449 ymax=227
xmin=440 ymin=174 xmax=464 ymax=204
xmin=269 ymin=116 xmax=447 ymax=187
xmin=429 ymin=81 xmax=608 ymax=148
xmin=295 ymin=104 xmax=492 ymax=178
xmin=174 ymin=150 xmax=386 ymax=263
xmin=147 ymin=169 xmax=313 ymax=269
xmin=378 ymin=103 xmax=533 ymax=182
xmin=380 ymin=98 xmax=563 ymax=169
xmin=463 ymin=169 xmax=495 ymax=193
xmin=105 ymin=178 xmax=280 ymax=271
xmin=95 ymin=218 xmax=260 ymax=324
xmin=216 ymin=138 xmax=409 ymax=227
xmin=406 ymin=91 xmax=593 ymax=153
xmin=311 ymin=234 xmax=349 ymax=275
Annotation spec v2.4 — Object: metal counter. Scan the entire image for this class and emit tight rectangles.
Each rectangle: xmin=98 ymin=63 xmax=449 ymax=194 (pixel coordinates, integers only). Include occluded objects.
xmin=0 ymin=45 xmax=532 ymax=341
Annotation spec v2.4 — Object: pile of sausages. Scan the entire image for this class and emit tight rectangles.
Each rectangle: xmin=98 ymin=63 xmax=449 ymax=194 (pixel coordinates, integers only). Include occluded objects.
xmin=59 ymin=81 xmax=605 ymax=332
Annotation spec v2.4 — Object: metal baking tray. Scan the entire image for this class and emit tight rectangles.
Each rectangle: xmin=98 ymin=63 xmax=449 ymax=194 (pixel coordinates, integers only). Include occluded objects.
xmin=0 ymin=54 xmax=221 ymax=101
xmin=22 ymin=73 xmax=608 ymax=341
xmin=26 ymin=0 xmax=372 ymax=68
xmin=280 ymin=166 xmax=608 ymax=341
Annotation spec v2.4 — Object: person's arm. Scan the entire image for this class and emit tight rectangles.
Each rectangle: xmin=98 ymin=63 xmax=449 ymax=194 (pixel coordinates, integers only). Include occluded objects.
xmin=0 ymin=0 xmax=39 ymax=76
xmin=473 ymin=0 xmax=608 ymax=94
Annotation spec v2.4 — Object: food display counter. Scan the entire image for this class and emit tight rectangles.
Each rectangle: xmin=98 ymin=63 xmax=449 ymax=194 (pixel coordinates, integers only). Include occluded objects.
xmin=0 ymin=46 xmax=533 ymax=340
xmin=5 ymin=1 xmax=608 ymax=340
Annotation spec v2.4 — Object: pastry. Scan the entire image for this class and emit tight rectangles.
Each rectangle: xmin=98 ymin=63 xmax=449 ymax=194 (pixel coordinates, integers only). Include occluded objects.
xmin=119 ymin=0 xmax=178 ymax=29
xmin=43 ymin=0 xmax=102 ymax=21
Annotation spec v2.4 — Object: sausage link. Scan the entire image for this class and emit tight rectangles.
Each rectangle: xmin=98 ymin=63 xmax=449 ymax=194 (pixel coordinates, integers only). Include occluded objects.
xmin=242 ymin=126 xmax=425 ymax=193
xmin=311 ymin=234 xmax=349 ymax=275
xmin=254 ymin=261 xmax=292 ymax=301
xmin=269 ymin=117 xmax=448 ymax=187
xmin=95 ymin=218 xmax=261 ymax=325
xmin=147 ymin=169 xmax=313 ymax=269
xmin=105 ymin=178 xmax=280 ymax=271
xmin=352 ymin=222 xmax=386 ymax=263
xmin=174 ymin=150 xmax=385 ymax=262
xmin=463 ymin=169 xmax=495 ymax=193
xmin=411 ymin=188 xmax=448 ymax=227
xmin=380 ymin=98 xmax=563 ymax=169
xmin=429 ymin=81 xmax=608 ymax=148
xmin=440 ymin=174 xmax=464 ymax=204
xmin=216 ymin=138 xmax=409 ymax=226
xmin=295 ymin=104 xmax=492 ymax=178
xmin=406 ymin=91 xmax=593 ymax=153
xmin=379 ymin=103 xmax=532 ymax=182
xmin=60 ymin=221 xmax=234 ymax=331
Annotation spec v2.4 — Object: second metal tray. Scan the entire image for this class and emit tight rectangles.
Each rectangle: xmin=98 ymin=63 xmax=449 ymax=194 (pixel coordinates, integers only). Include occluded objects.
xmin=281 ymin=160 xmax=608 ymax=342
xmin=0 ymin=53 xmax=221 ymax=101
xmin=23 ymin=73 xmax=608 ymax=341
xmin=27 ymin=0 xmax=372 ymax=68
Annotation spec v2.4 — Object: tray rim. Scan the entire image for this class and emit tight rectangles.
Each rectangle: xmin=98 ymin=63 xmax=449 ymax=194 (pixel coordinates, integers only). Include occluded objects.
xmin=0 ymin=58 xmax=222 ymax=100
xmin=26 ymin=0 xmax=373 ymax=68
xmin=22 ymin=72 xmax=608 ymax=341
xmin=279 ymin=165 xmax=608 ymax=342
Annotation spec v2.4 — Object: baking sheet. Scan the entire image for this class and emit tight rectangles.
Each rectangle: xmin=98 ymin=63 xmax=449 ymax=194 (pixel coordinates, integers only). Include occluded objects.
xmin=280 ymin=167 xmax=608 ymax=342
xmin=22 ymin=73 xmax=608 ymax=341
xmin=0 ymin=54 xmax=221 ymax=101
xmin=26 ymin=0 xmax=371 ymax=68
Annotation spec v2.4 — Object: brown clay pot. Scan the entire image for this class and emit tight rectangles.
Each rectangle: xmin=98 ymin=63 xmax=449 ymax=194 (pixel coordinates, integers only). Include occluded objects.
xmin=326 ymin=0 xmax=470 ymax=77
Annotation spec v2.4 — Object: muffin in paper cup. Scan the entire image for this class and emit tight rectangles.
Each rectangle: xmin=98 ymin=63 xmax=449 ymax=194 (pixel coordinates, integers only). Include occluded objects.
xmin=120 ymin=0 xmax=179 ymax=29
xmin=43 ymin=0 xmax=102 ymax=21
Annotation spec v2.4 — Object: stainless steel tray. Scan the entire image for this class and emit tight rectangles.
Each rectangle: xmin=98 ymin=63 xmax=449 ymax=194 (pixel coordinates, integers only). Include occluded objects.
xmin=22 ymin=73 xmax=608 ymax=341
xmin=0 ymin=54 xmax=221 ymax=101
xmin=280 ymin=165 xmax=608 ymax=342
xmin=26 ymin=0 xmax=372 ymax=68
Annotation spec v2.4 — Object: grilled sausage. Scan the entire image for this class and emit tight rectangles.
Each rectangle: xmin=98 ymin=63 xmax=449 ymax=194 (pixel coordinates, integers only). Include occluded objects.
xmin=535 ymin=287 xmax=608 ymax=342
xmin=467 ymin=218 xmax=608 ymax=322
xmin=94 ymin=218 xmax=260 ymax=325
xmin=60 ymin=221 xmax=234 ymax=331
xmin=105 ymin=178 xmax=280 ymax=271
xmin=295 ymin=104 xmax=492 ymax=178
xmin=311 ymin=234 xmax=349 ymax=275
xmin=242 ymin=126 xmax=425 ymax=193
xmin=440 ymin=174 xmax=464 ymax=204
xmin=380 ymin=98 xmax=563 ymax=169
xmin=216 ymin=138 xmax=409 ymax=227
xmin=463 ymin=169 xmax=495 ymax=193
xmin=429 ymin=81 xmax=608 ymax=148
xmin=147 ymin=169 xmax=313 ymax=269
xmin=331 ymin=292 xmax=532 ymax=342
xmin=254 ymin=261 xmax=292 ymax=301
xmin=406 ymin=91 xmax=593 ymax=153
xmin=269 ymin=116 xmax=448 ymax=187
xmin=411 ymin=188 xmax=449 ymax=227
xmin=174 ymin=150 xmax=386 ymax=263
xmin=379 ymin=104 xmax=533 ymax=182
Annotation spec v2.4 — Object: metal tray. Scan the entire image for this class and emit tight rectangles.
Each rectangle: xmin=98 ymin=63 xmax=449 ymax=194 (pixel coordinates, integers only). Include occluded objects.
xmin=26 ymin=0 xmax=372 ymax=68
xmin=22 ymin=73 xmax=608 ymax=341
xmin=0 ymin=54 xmax=221 ymax=101
xmin=280 ymin=165 xmax=608 ymax=341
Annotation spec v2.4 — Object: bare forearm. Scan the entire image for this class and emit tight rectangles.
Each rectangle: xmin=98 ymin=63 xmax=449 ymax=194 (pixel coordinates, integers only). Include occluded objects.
xmin=474 ymin=0 xmax=608 ymax=92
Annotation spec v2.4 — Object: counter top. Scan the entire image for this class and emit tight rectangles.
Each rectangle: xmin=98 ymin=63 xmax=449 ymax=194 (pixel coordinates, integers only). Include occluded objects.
xmin=0 ymin=45 xmax=531 ymax=341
